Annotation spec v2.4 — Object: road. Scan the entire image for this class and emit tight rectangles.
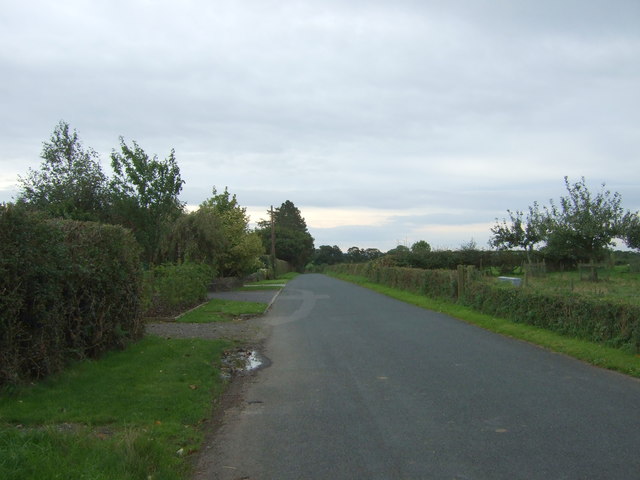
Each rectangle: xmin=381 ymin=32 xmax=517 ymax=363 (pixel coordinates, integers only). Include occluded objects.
xmin=196 ymin=274 xmax=640 ymax=479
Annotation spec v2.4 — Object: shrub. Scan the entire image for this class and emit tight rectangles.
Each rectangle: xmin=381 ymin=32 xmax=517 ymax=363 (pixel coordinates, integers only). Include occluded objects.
xmin=0 ymin=205 xmax=143 ymax=385
xmin=143 ymin=262 xmax=215 ymax=317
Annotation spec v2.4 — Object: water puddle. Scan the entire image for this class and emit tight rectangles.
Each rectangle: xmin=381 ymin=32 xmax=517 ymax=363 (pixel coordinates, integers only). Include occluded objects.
xmin=220 ymin=348 xmax=266 ymax=379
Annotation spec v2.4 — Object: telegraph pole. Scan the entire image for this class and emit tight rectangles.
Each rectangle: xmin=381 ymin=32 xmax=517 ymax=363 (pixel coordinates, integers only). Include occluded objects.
xmin=270 ymin=205 xmax=276 ymax=278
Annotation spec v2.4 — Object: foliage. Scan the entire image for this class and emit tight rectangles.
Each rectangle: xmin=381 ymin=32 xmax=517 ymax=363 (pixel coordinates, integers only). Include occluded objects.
xmin=490 ymin=203 xmax=546 ymax=262
xmin=344 ymin=246 xmax=384 ymax=263
xmin=162 ymin=208 xmax=224 ymax=267
xmin=200 ymin=187 xmax=263 ymax=277
xmin=328 ymin=262 xmax=457 ymax=301
xmin=543 ymin=177 xmax=629 ymax=264
xmin=143 ymin=262 xmax=214 ymax=317
xmin=257 ymin=200 xmax=314 ymax=271
xmin=0 ymin=336 xmax=231 ymax=479
xmin=313 ymin=245 xmax=344 ymax=265
xmin=490 ymin=177 xmax=636 ymax=267
xmin=17 ymin=121 xmax=109 ymax=221
xmin=461 ymin=281 xmax=640 ymax=352
xmin=110 ymin=137 xmax=185 ymax=265
xmin=0 ymin=205 xmax=143 ymax=385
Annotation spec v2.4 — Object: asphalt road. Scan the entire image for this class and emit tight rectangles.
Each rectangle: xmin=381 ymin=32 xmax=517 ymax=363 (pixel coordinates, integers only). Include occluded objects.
xmin=197 ymin=274 xmax=640 ymax=480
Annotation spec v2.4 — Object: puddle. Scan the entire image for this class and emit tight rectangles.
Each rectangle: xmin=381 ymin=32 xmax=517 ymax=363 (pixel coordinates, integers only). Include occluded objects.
xmin=220 ymin=348 xmax=266 ymax=379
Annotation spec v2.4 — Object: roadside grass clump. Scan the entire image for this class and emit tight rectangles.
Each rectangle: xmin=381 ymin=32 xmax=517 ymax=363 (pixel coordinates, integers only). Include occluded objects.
xmin=327 ymin=271 xmax=640 ymax=379
xmin=0 ymin=335 xmax=231 ymax=479
xmin=176 ymin=299 xmax=267 ymax=323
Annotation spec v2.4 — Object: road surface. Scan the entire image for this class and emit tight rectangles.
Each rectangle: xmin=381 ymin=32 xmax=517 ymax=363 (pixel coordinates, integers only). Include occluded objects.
xmin=196 ymin=274 xmax=640 ymax=479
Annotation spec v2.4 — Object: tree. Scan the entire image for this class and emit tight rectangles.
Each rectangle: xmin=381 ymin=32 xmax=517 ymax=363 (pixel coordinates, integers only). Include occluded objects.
xmin=109 ymin=137 xmax=184 ymax=264
xmin=544 ymin=177 xmax=628 ymax=264
xmin=17 ymin=121 xmax=108 ymax=221
xmin=314 ymin=245 xmax=344 ymax=265
xmin=199 ymin=187 xmax=263 ymax=277
xmin=489 ymin=203 xmax=546 ymax=263
xmin=623 ymin=212 xmax=640 ymax=250
xmin=257 ymin=200 xmax=314 ymax=271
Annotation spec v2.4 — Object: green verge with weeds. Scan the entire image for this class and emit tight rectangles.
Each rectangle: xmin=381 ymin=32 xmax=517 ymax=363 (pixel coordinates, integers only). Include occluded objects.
xmin=0 ymin=336 xmax=231 ymax=479
xmin=328 ymin=272 xmax=640 ymax=379
xmin=176 ymin=299 xmax=267 ymax=323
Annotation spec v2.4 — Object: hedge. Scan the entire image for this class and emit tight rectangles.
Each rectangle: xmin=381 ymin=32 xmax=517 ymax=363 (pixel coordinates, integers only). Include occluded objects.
xmin=461 ymin=282 xmax=640 ymax=351
xmin=327 ymin=263 xmax=456 ymax=301
xmin=142 ymin=262 xmax=215 ymax=317
xmin=0 ymin=205 xmax=144 ymax=385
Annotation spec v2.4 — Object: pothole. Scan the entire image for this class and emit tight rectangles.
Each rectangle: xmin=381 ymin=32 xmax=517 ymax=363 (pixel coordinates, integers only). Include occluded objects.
xmin=220 ymin=348 xmax=267 ymax=379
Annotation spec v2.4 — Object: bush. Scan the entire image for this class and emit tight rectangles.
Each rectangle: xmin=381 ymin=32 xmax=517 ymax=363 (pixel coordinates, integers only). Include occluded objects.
xmin=143 ymin=262 xmax=214 ymax=317
xmin=461 ymin=281 xmax=640 ymax=352
xmin=0 ymin=205 xmax=143 ymax=385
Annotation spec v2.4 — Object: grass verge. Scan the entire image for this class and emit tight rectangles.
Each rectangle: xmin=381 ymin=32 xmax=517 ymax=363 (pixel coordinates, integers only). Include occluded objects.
xmin=176 ymin=298 xmax=267 ymax=323
xmin=328 ymin=272 xmax=640 ymax=379
xmin=0 ymin=336 xmax=231 ymax=479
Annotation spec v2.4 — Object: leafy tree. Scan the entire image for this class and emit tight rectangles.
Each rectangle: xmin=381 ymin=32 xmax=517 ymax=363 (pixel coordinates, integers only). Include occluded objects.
xmin=199 ymin=187 xmax=263 ymax=277
xmin=17 ymin=121 xmax=109 ymax=221
xmin=161 ymin=209 xmax=224 ymax=268
xmin=314 ymin=245 xmax=344 ymax=265
xmin=489 ymin=203 xmax=546 ymax=263
xmin=409 ymin=240 xmax=432 ymax=268
xmin=623 ymin=212 xmax=640 ymax=250
xmin=543 ymin=177 xmax=628 ymax=264
xmin=411 ymin=240 xmax=431 ymax=255
xmin=257 ymin=200 xmax=314 ymax=271
xmin=109 ymin=137 xmax=184 ymax=264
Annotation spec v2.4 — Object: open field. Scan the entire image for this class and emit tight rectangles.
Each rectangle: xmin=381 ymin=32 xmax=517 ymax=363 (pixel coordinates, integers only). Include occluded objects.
xmin=510 ymin=267 xmax=640 ymax=306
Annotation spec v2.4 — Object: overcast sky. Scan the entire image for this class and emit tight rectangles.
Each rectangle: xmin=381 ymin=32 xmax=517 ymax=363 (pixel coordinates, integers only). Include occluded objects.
xmin=1 ymin=0 xmax=639 ymax=252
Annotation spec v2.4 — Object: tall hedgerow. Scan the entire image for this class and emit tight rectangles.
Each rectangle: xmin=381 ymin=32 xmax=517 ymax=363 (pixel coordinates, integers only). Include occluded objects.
xmin=0 ymin=205 xmax=143 ymax=385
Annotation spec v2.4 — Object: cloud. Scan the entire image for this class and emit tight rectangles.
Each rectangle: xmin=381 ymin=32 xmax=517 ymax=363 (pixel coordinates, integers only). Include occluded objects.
xmin=1 ymin=0 xmax=639 ymax=251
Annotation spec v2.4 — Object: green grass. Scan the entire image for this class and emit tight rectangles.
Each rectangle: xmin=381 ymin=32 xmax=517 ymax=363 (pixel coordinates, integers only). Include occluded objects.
xmin=328 ymin=272 xmax=640 ymax=379
xmin=0 ymin=335 xmax=231 ymax=479
xmin=176 ymin=298 xmax=267 ymax=323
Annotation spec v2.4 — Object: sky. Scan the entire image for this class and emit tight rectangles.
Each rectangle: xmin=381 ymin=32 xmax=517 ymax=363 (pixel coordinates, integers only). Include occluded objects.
xmin=1 ymin=0 xmax=639 ymax=252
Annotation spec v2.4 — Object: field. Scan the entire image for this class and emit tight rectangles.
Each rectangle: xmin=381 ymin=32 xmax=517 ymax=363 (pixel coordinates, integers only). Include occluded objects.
xmin=493 ymin=266 xmax=640 ymax=306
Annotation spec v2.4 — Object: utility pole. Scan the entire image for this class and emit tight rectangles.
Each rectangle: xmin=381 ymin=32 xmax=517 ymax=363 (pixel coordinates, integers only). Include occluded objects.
xmin=270 ymin=205 xmax=276 ymax=278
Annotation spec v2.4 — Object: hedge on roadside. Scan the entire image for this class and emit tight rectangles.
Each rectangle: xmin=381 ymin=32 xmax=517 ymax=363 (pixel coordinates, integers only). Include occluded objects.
xmin=142 ymin=262 xmax=215 ymax=317
xmin=328 ymin=263 xmax=457 ymax=301
xmin=0 ymin=205 xmax=144 ymax=385
xmin=461 ymin=282 xmax=640 ymax=352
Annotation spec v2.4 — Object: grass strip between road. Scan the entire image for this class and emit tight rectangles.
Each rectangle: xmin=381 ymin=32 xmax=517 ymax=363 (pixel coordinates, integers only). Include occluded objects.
xmin=176 ymin=298 xmax=267 ymax=323
xmin=328 ymin=272 xmax=640 ymax=379
xmin=0 ymin=335 xmax=231 ymax=479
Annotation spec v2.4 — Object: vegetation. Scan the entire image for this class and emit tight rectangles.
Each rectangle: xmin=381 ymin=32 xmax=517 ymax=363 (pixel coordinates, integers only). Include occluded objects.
xmin=0 ymin=336 xmax=230 ymax=479
xmin=17 ymin=121 xmax=109 ymax=222
xmin=257 ymin=200 xmax=315 ymax=271
xmin=110 ymin=137 xmax=185 ymax=265
xmin=143 ymin=263 xmax=214 ymax=318
xmin=0 ymin=205 xmax=144 ymax=385
xmin=491 ymin=176 xmax=637 ymax=267
xmin=176 ymin=299 xmax=267 ymax=323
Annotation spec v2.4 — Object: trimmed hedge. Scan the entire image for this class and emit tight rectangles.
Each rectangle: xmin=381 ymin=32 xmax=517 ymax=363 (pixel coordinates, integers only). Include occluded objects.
xmin=328 ymin=263 xmax=456 ymax=301
xmin=461 ymin=282 xmax=640 ymax=352
xmin=327 ymin=262 xmax=640 ymax=353
xmin=0 ymin=205 xmax=144 ymax=385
